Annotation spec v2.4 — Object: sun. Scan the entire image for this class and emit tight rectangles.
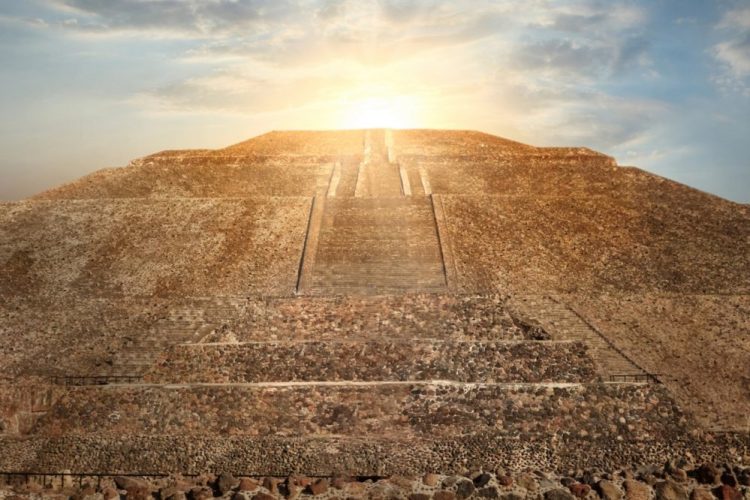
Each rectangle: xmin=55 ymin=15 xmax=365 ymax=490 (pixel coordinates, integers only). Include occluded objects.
xmin=337 ymin=95 xmax=422 ymax=129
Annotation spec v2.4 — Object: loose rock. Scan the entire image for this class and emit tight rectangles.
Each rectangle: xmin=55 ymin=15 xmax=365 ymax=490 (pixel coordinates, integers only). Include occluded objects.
xmin=545 ymin=488 xmax=576 ymax=500
xmin=655 ymin=480 xmax=688 ymax=500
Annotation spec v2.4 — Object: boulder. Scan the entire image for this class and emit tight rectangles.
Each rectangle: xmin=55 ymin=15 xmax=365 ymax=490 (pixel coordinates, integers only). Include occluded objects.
xmin=308 ymin=478 xmax=329 ymax=496
xmin=423 ymin=473 xmax=441 ymax=487
xmin=624 ymin=479 xmax=652 ymax=500
xmin=596 ymin=480 xmax=623 ymax=500
xmin=545 ymin=488 xmax=575 ymax=500
xmin=714 ymin=485 xmax=743 ymax=500
xmin=215 ymin=473 xmax=239 ymax=495
xmin=569 ymin=483 xmax=591 ymax=498
xmin=694 ymin=465 xmax=721 ymax=485
xmin=654 ymin=480 xmax=688 ymax=500
xmin=690 ymin=488 xmax=714 ymax=500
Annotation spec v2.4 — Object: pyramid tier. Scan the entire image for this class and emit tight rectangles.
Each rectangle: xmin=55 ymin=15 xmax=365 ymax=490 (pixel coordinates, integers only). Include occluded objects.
xmin=145 ymin=340 xmax=597 ymax=384
xmin=32 ymin=382 xmax=685 ymax=440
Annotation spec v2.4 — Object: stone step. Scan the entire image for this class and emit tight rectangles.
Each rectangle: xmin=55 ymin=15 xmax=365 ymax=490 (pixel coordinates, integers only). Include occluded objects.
xmin=32 ymin=295 xmax=555 ymax=378
xmin=323 ymin=196 xmax=434 ymax=210
xmin=58 ymin=296 xmax=610 ymax=380
xmin=151 ymin=294 xmax=550 ymax=342
xmin=511 ymin=296 xmax=646 ymax=378
xmin=317 ymin=225 xmax=439 ymax=238
xmin=310 ymin=264 xmax=446 ymax=282
xmin=312 ymin=245 xmax=442 ymax=260
xmin=31 ymin=382 xmax=687 ymax=442
xmin=145 ymin=340 xmax=597 ymax=384
xmin=354 ymin=161 xmax=404 ymax=198
xmin=2 ymin=429 xmax=742 ymax=477
xmin=328 ymin=156 xmax=361 ymax=197
xmin=302 ymin=284 xmax=450 ymax=296
xmin=308 ymin=196 xmax=446 ymax=292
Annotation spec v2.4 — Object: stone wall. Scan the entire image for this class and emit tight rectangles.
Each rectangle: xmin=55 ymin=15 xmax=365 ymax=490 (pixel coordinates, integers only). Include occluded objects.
xmin=224 ymin=130 xmax=365 ymax=156
xmin=0 ymin=433 xmax=747 ymax=477
xmin=440 ymin=195 xmax=750 ymax=295
xmin=0 ymin=297 xmax=167 ymax=377
xmin=174 ymin=294 xmax=550 ymax=343
xmin=0 ymin=198 xmax=312 ymax=298
xmin=0 ymin=383 xmax=62 ymax=435
xmin=568 ymin=293 xmax=750 ymax=431
xmin=35 ymin=159 xmax=334 ymax=199
xmin=398 ymin=155 xmax=617 ymax=197
xmin=0 ymin=294 xmax=552 ymax=379
xmin=32 ymin=383 xmax=686 ymax=440
xmin=3 ymin=462 xmax=749 ymax=500
xmin=392 ymin=130 xmax=536 ymax=157
xmin=145 ymin=340 xmax=597 ymax=384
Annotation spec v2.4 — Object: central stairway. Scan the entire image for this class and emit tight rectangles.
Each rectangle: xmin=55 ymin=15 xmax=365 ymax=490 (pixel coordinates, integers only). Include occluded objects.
xmin=1 ymin=294 xmax=706 ymax=476
xmin=303 ymin=197 xmax=447 ymax=294
xmin=297 ymin=129 xmax=448 ymax=295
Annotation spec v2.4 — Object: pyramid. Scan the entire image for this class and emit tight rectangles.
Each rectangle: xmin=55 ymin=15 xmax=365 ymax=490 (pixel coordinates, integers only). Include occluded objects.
xmin=1 ymin=129 xmax=748 ymax=477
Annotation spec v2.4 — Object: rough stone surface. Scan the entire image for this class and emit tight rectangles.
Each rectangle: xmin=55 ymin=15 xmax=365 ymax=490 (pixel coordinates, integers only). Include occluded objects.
xmin=1 ymin=129 xmax=748 ymax=478
xmin=146 ymin=340 xmax=596 ymax=384
xmin=28 ymin=383 xmax=689 ymax=440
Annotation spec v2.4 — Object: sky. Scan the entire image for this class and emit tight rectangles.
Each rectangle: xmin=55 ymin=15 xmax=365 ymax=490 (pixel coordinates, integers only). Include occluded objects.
xmin=0 ymin=0 xmax=749 ymax=202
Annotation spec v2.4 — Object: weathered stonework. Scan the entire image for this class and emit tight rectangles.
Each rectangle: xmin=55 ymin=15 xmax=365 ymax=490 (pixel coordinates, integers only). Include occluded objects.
xmin=0 ymin=129 xmax=748 ymax=481
xmin=2 ymin=461 xmax=750 ymax=499
xmin=145 ymin=340 xmax=596 ymax=384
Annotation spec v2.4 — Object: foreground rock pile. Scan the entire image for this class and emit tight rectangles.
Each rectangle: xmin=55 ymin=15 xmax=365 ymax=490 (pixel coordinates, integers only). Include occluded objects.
xmin=2 ymin=463 xmax=749 ymax=500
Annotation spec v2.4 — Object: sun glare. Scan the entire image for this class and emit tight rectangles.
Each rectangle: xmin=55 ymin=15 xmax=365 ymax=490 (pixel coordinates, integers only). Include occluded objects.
xmin=337 ymin=95 xmax=422 ymax=129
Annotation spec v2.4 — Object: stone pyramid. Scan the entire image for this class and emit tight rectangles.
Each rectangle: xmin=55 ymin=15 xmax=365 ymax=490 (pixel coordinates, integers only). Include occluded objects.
xmin=1 ymin=129 xmax=748 ymax=477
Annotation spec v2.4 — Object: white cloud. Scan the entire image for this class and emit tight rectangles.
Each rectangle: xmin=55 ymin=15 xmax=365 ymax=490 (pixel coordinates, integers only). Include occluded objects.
xmin=20 ymin=0 xmax=664 ymax=153
xmin=715 ymin=35 xmax=750 ymax=76
xmin=44 ymin=0 xmax=298 ymax=35
xmin=712 ymin=6 xmax=750 ymax=94
xmin=718 ymin=6 xmax=750 ymax=30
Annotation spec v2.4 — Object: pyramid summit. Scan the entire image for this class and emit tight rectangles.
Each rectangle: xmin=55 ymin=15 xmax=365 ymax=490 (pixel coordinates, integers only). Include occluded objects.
xmin=0 ymin=130 xmax=748 ymax=485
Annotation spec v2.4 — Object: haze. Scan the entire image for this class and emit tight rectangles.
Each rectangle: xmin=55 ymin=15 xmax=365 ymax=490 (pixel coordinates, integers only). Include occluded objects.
xmin=0 ymin=0 xmax=749 ymax=202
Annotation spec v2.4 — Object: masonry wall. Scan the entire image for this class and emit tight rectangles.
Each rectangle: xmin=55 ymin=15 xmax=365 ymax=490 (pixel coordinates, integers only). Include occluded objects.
xmin=33 ymin=383 xmax=687 ymax=440
xmin=0 ymin=384 xmax=63 ymax=435
xmin=0 ymin=198 xmax=312 ymax=298
xmin=145 ymin=340 xmax=597 ymax=384
xmin=1 ymin=432 xmax=747 ymax=476
xmin=34 ymin=159 xmax=334 ymax=199
xmin=440 ymin=194 xmax=750 ymax=295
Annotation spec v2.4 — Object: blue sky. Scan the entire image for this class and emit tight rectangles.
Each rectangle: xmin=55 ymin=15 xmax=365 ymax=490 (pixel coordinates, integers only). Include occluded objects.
xmin=0 ymin=0 xmax=749 ymax=202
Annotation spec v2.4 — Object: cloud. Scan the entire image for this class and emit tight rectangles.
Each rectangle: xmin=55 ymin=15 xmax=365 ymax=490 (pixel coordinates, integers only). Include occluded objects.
xmin=136 ymin=70 xmax=349 ymax=115
xmin=124 ymin=0 xmax=660 ymax=152
xmin=712 ymin=6 xmax=750 ymax=94
xmin=529 ymin=2 xmax=646 ymax=33
xmin=511 ymin=39 xmax=609 ymax=80
xmin=715 ymin=34 xmax=750 ymax=76
xmin=28 ymin=0 xmax=664 ymax=152
xmin=44 ymin=0 xmax=298 ymax=35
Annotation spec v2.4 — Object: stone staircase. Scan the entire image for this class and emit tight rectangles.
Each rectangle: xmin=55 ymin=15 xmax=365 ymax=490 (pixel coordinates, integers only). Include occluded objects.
xmin=510 ymin=295 xmax=647 ymax=380
xmin=58 ymin=294 xmax=650 ymax=382
xmin=67 ymin=298 xmax=251 ymax=380
xmin=354 ymin=129 xmax=404 ymax=198
xmin=327 ymin=156 xmax=361 ymax=197
xmin=303 ymin=197 xmax=448 ymax=294
xmin=145 ymin=340 xmax=597 ymax=384
xmin=0 ymin=294 xmax=707 ymax=476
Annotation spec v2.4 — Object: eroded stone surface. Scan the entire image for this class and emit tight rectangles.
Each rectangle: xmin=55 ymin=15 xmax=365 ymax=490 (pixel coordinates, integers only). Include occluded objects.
xmin=31 ymin=383 xmax=686 ymax=440
xmin=1 ymin=128 xmax=748 ymax=476
xmin=145 ymin=340 xmax=595 ymax=384
xmin=2 ymin=463 xmax=750 ymax=499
